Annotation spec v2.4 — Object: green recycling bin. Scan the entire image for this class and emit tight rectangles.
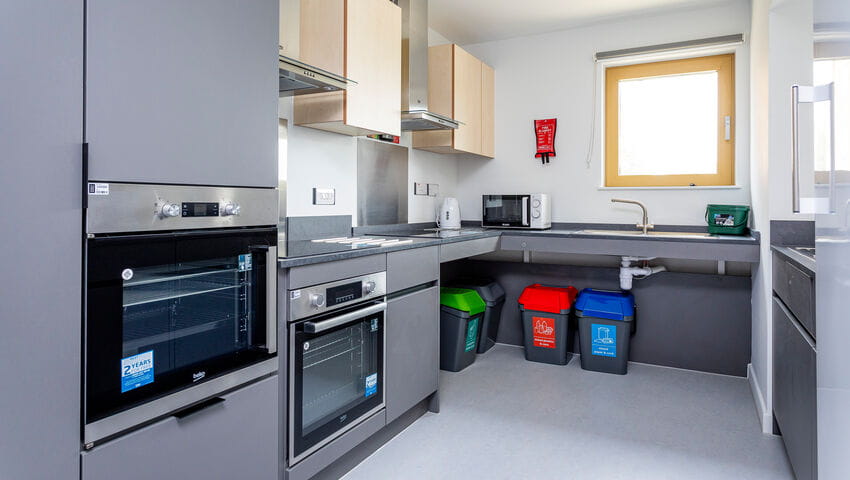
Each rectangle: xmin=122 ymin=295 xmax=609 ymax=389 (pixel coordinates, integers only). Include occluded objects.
xmin=439 ymin=288 xmax=486 ymax=372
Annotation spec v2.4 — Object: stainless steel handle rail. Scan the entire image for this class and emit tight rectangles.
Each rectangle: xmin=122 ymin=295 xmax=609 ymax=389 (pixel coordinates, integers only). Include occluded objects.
xmin=792 ymin=85 xmax=801 ymax=213
xmin=791 ymin=83 xmax=836 ymax=214
xmin=266 ymin=246 xmax=278 ymax=354
xmin=304 ymin=302 xmax=387 ymax=334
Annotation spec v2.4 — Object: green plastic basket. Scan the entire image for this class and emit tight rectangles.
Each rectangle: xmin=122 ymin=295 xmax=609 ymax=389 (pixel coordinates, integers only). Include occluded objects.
xmin=705 ymin=204 xmax=750 ymax=235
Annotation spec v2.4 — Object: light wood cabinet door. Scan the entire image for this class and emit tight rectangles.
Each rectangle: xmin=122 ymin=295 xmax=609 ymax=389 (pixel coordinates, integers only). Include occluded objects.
xmin=412 ymin=44 xmax=495 ymax=157
xmin=481 ymin=61 xmax=495 ymax=158
xmin=345 ymin=0 xmax=401 ymax=136
xmin=294 ymin=0 xmax=401 ymax=136
xmin=452 ymin=46 xmax=482 ymax=154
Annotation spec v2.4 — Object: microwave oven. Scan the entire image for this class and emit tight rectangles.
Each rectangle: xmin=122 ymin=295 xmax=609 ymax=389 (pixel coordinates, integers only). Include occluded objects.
xmin=482 ymin=194 xmax=551 ymax=229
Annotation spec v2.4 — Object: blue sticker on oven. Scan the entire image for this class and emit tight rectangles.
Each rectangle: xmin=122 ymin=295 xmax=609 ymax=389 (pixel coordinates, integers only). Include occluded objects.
xmin=365 ymin=373 xmax=378 ymax=397
xmin=238 ymin=254 xmax=253 ymax=272
xmin=121 ymin=350 xmax=154 ymax=393
xmin=370 ymin=318 xmax=378 ymax=332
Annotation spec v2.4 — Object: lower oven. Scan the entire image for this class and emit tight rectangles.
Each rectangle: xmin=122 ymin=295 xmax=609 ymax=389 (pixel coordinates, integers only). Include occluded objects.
xmin=288 ymin=273 xmax=387 ymax=464
xmin=83 ymin=183 xmax=279 ymax=446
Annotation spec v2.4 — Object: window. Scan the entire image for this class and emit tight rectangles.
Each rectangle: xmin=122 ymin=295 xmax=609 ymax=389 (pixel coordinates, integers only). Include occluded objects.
xmin=604 ymin=54 xmax=735 ymax=187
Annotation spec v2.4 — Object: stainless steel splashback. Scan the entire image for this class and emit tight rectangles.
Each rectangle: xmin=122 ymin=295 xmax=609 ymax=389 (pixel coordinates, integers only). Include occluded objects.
xmin=357 ymin=139 xmax=408 ymax=226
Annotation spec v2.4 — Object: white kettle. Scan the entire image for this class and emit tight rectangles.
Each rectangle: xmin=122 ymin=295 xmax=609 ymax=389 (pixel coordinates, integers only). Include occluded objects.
xmin=437 ymin=197 xmax=461 ymax=229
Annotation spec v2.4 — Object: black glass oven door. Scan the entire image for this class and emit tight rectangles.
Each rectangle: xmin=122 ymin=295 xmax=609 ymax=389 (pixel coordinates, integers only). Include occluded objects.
xmin=291 ymin=303 xmax=384 ymax=462
xmin=482 ymin=195 xmax=529 ymax=228
xmin=85 ymin=227 xmax=276 ymax=424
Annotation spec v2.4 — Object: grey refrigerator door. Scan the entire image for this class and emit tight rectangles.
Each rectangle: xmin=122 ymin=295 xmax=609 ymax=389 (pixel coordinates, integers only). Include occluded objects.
xmin=812 ymin=0 xmax=850 ymax=476
xmin=85 ymin=0 xmax=278 ymax=187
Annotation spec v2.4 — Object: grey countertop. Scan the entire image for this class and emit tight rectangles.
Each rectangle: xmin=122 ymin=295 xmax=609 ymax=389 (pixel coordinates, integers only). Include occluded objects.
xmin=771 ymin=245 xmax=816 ymax=276
xmin=279 ymin=224 xmax=759 ymax=269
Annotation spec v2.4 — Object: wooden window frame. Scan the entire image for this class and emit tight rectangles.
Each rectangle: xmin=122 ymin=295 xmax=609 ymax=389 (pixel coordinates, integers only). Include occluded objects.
xmin=604 ymin=53 xmax=736 ymax=187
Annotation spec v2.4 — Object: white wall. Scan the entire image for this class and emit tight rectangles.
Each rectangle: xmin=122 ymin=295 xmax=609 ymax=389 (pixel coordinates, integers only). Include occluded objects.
xmin=455 ymin=1 xmax=752 ymax=225
xmin=748 ymin=0 xmax=774 ymax=433
xmin=279 ymin=98 xmax=459 ymax=224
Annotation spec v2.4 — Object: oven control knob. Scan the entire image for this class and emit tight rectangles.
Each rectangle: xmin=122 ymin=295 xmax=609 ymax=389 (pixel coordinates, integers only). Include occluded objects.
xmin=363 ymin=281 xmax=377 ymax=294
xmin=532 ymin=209 xmax=541 ymax=219
xmin=223 ymin=202 xmax=241 ymax=216
xmin=309 ymin=293 xmax=325 ymax=308
xmin=532 ymin=199 xmax=541 ymax=208
xmin=160 ymin=203 xmax=180 ymax=218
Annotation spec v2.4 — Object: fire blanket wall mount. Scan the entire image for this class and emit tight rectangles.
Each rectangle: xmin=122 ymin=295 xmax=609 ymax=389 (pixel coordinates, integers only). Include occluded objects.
xmin=534 ymin=118 xmax=557 ymax=165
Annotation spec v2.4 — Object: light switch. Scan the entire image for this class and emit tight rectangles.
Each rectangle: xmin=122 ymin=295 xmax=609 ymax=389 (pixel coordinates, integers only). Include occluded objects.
xmin=414 ymin=183 xmax=428 ymax=196
xmin=427 ymin=184 xmax=439 ymax=197
xmin=312 ymin=187 xmax=335 ymax=205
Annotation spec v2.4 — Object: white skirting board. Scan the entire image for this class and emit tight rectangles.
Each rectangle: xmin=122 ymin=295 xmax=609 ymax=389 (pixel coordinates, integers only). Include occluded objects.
xmin=748 ymin=363 xmax=774 ymax=434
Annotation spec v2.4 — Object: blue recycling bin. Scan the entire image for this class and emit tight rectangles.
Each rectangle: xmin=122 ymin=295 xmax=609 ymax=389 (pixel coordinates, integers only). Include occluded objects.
xmin=575 ymin=289 xmax=635 ymax=375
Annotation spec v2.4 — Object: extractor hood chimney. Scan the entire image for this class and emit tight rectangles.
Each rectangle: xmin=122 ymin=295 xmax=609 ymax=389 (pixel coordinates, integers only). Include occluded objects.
xmin=399 ymin=0 xmax=459 ymax=130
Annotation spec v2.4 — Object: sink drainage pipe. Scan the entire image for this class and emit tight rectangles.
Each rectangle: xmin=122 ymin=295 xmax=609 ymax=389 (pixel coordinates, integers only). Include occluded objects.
xmin=619 ymin=256 xmax=666 ymax=290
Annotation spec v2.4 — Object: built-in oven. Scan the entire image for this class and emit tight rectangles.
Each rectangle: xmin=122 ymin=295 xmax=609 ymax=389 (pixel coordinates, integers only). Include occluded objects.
xmin=288 ymin=272 xmax=387 ymax=464
xmin=482 ymin=193 xmax=551 ymax=229
xmin=83 ymin=183 xmax=279 ymax=447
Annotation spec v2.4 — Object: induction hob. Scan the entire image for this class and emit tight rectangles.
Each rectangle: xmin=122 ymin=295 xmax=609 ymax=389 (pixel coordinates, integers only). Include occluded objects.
xmin=368 ymin=228 xmax=488 ymax=239
xmin=280 ymin=237 xmax=413 ymax=258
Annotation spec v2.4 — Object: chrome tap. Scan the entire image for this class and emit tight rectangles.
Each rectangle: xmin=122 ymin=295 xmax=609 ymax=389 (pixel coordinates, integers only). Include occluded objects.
xmin=611 ymin=199 xmax=654 ymax=234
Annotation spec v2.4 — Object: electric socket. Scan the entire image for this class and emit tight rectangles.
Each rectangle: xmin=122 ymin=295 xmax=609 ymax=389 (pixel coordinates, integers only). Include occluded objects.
xmin=312 ymin=187 xmax=335 ymax=205
xmin=414 ymin=182 xmax=428 ymax=196
xmin=427 ymin=183 xmax=439 ymax=197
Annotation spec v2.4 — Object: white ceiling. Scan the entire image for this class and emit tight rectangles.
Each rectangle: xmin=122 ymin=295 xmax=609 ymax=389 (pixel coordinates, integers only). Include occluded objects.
xmin=428 ymin=0 xmax=741 ymax=45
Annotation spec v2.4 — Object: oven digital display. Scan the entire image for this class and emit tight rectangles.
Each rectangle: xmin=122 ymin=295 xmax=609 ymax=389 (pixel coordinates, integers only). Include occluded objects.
xmin=181 ymin=202 xmax=220 ymax=217
xmin=326 ymin=282 xmax=362 ymax=307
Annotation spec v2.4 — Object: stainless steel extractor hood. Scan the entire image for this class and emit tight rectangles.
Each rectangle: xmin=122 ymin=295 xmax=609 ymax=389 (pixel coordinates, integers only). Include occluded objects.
xmin=278 ymin=54 xmax=355 ymax=97
xmin=399 ymin=0 xmax=459 ymax=130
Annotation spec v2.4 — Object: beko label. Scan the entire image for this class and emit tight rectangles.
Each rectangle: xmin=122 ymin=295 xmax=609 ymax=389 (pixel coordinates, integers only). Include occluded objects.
xmin=87 ymin=183 xmax=109 ymax=195
xmin=365 ymin=373 xmax=378 ymax=397
xmin=121 ymin=350 xmax=154 ymax=393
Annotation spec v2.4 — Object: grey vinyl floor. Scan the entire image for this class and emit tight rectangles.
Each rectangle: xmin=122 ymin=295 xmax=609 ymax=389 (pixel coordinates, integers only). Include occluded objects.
xmin=343 ymin=344 xmax=793 ymax=480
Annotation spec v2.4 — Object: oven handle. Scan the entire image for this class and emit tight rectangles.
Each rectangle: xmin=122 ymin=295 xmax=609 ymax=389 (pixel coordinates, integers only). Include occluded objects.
xmin=304 ymin=302 xmax=387 ymax=334
xmin=266 ymin=246 xmax=278 ymax=354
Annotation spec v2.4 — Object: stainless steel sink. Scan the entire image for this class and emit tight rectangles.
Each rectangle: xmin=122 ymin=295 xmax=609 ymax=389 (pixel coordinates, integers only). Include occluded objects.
xmin=576 ymin=229 xmax=718 ymax=239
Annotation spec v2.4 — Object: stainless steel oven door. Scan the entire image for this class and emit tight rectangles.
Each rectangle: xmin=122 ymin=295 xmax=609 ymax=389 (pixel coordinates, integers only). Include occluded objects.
xmin=482 ymin=194 xmax=531 ymax=228
xmin=288 ymin=301 xmax=386 ymax=465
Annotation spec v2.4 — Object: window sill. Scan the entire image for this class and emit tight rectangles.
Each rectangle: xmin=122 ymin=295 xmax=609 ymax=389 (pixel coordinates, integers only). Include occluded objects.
xmin=598 ymin=185 xmax=744 ymax=191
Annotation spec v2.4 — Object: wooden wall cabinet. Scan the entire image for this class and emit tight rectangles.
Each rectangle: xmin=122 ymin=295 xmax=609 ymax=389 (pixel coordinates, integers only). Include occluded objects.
xmin=413 ymin=44 xmax=495 ymax=158
xmin=293 ymin=0 xmax=401 ymax=136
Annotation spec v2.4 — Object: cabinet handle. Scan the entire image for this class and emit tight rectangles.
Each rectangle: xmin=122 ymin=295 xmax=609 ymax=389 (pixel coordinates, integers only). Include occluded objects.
xmin=173 ymin=397 xmax=225 ymax=420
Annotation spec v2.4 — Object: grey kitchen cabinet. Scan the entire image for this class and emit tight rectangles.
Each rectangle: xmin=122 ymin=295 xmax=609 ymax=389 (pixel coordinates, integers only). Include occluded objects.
xmin=387 ymin=246 xmax=439 ymax=293
xmin=773 ymin=297 xmax=817 ymax=480
xmin=386 ymin=286 xmax=440 ymax=423
xmin=85 ymin=0 xmax=278 ymax=187
xmin=773 ymin=252 xmax=816 ymax=337
xmin=1 ymin=1 xmax=83 ymax=478
xmin=82 ymin=376 xmax=279 ymax=480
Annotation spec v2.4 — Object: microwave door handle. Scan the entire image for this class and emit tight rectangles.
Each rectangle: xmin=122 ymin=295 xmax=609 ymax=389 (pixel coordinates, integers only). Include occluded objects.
xmin=304 ymin=302 xmax=387 ymax=334
xmin=522 ymin=197 xmax=529 ymax=226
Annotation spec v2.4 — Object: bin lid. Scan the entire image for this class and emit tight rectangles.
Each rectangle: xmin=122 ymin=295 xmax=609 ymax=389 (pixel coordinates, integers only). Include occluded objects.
xmin=440 ymin=287 xmax=486 ymax=315
xmin=452 ymin=277 xmax=506 ymax=305
xmin=575 ymin=289 xmax=634 ymax=320
xmin=518 ymin=284 xmax=578 ymax=314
